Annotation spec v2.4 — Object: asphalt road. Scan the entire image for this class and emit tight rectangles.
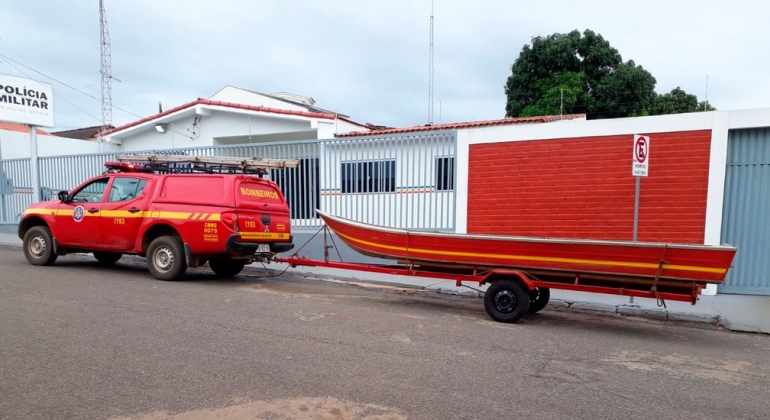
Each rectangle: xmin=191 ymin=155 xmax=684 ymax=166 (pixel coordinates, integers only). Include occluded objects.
xmin=1 ymin=246 xmax=769 ymax=420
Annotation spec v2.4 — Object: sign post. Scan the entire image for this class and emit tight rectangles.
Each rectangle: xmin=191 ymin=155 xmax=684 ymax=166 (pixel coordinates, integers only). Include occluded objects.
xmin=0 ymin=73 xmax=55 ymax=205
xmin=630 ymin=134 xmax=649 ymax=303
xmin=632 ymin=134 xmax=649 ymax=241
xmin=0 ymin=139 xmax=6 ymax=223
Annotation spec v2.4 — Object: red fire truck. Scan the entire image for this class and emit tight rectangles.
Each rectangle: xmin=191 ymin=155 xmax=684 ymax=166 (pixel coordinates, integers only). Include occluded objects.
xmin=18 ymin=154 xmax=298 ymax=281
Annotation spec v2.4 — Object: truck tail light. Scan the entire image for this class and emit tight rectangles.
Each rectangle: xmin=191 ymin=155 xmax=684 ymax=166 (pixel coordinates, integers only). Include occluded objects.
xmin=221 ymin=212 xmax=239 ymax=231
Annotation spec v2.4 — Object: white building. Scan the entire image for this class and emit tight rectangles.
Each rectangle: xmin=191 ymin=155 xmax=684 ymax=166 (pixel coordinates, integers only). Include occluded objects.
xmin=100 ymin=86 xmax=375 ymax=151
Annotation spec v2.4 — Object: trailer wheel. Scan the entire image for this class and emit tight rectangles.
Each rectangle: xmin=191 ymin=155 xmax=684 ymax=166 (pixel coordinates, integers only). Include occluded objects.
xmin=527 ymin=287 xmax=551 ymax=314
xmin=93 ymin=252 xmax=123 ymax=265
xmin=484 ymin=280 xmax=530 ymax=323
xmin=209 ymin=258 xmax=246 ymax=278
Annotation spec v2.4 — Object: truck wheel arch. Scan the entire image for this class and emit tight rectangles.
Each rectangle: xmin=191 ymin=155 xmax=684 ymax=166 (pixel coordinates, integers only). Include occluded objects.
xmin=18 ymin=216 xmax=50 ymax=239
xmin=141 ymin=223 xmax=182 ymax=253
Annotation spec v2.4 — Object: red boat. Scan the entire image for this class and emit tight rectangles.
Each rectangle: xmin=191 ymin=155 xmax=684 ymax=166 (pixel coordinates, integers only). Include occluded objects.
xmin=280 ymin=210 xmax=737 ymax=323
xmin=316 ymin=209 xmax=736 ymax=283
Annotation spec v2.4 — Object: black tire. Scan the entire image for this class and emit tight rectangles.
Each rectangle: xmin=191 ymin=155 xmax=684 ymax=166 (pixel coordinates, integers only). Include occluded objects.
xmin=527 ymin=287 xmax=551 ymax=314
xmin=484 ymin=280 xmax=530 ymax=323
xmin=93 ymin=252 xmax=123 ymax=265
xmin=146 ymin=236 xmax=187 ymax=281
xmin=209 ymin=258 xmax=246 ymax=278
xmin=23 ymin=226 xmax=58 ymax=266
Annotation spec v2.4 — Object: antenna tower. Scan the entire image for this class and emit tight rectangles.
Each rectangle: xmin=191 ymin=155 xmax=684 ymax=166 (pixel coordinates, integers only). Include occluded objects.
xmin=99 ymin=0 xmax=112 ymax=151
xmin=428 ymin=0 xmax=434 ymax=125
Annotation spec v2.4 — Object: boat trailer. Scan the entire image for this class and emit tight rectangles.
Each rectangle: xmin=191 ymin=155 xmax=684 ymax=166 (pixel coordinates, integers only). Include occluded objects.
xmin=273 ymin=228 xmax=706 ymax=324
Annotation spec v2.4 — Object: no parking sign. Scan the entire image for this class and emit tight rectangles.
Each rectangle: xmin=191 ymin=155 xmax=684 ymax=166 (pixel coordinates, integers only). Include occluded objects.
xmin=633 ymin=135 xmax=649 ymax=176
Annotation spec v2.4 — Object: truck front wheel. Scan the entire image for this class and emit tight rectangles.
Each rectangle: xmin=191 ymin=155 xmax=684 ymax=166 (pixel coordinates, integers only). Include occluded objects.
xmin=23 ymin=226 xmax=58 ymax=266
xmin=147 ymin=236 xmax=187 ymax=281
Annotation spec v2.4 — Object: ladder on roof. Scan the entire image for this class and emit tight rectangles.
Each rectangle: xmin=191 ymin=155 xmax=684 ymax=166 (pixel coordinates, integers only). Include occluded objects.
xmin=115 ymin=153 xmax=300 ymax=175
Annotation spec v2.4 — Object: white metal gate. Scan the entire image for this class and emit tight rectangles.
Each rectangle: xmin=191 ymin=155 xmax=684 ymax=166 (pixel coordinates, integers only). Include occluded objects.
xmin=0 ymin=133 xmax=457 ymax=231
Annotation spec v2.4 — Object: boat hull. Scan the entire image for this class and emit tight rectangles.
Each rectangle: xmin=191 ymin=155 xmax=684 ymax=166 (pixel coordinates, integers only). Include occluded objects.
xmin=316 ymin=210 xmax=737 ymax=284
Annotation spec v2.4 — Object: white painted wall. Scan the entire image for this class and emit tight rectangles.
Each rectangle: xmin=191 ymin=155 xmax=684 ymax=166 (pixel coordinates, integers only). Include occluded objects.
xmin=0 ymin=129 xmax=115 ymax=159
xmin=116 ymin=110 xmax=315 ymax=152
xmin=209 ymin=86 xmax=309 ymax=111
xmin=333 ymin=119 xmax=370 ymax=135
xmin=316 ymin=120 xmax=336 ymax=139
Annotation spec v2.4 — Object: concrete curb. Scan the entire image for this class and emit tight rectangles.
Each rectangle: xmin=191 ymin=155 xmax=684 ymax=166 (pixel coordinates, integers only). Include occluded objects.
xmin=546 ymin=299 xmax=720 ymax=325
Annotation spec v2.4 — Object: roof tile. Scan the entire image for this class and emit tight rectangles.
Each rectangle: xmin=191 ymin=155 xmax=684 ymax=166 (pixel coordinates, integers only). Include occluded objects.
xmin=98 ymin=99 xmax=344 ymax=138
xmin=0 ymin=122 xmax=52 ymax=135
xmin=334 ymin=114 xmax=585 ymax=137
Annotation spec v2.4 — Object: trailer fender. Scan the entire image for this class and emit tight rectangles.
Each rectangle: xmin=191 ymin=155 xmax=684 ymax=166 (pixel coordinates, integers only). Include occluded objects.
xmin=479 ymin=270 xmax=535 ymax=291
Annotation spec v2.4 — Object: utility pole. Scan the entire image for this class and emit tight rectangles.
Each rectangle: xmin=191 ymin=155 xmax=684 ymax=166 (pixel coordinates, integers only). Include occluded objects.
xmin=99 ymin=0 xmax=120 ymax=151
xmin=560 ymin=88 xmax=563 ymax=115
xmin=428 ymin=0 xmax=434 ymax=125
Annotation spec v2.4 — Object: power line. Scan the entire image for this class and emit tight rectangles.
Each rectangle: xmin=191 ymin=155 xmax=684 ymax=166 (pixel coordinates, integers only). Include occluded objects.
xmin=434 ymin=68 xmax=475 ymax=121
xmin=396 ymin=70 xmax=429 ymax=118
xmin=0 ymin=52 xmax=143 ymax=119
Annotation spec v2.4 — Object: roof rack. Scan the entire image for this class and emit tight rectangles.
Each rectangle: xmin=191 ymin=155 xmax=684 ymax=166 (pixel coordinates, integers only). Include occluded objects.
xmin=109 ymin=154 xmax=300 ymax=176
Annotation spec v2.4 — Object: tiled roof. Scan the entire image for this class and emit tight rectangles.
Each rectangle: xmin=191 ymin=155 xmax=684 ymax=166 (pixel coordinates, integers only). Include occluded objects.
xmin=53 ymin=124 xmax=114 ymax=140
xmin=98 ymin=99 xmax=346 ymax=138
xmin=337 ymin=117 xmax=376 ymax=129
xmin=0 ymin=122 xmax=52 ymax=135
xmin=222 ymin=86 xmax=351 ymax=118
xmin=334 ymin=114 xmax=586 ymax=137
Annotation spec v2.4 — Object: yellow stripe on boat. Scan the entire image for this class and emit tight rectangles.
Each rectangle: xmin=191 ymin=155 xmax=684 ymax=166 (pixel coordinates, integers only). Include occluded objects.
xmin=334 ymin=231 xmax=727 ymax=275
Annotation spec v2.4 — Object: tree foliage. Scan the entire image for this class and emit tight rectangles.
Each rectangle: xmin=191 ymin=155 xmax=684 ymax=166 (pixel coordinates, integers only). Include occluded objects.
xmin=653 ymin=87 xmax=715 ymax=114
xmin=505 ymin=29 xmax=714 ymax=119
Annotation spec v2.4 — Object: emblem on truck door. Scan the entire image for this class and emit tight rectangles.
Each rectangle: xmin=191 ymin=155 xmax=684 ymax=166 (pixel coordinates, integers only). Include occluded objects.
xmin=73 ymin=206 xmax=85 ymax=222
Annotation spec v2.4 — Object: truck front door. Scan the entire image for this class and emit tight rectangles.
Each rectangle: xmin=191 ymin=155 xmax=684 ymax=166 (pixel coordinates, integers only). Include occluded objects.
xmin=56 ymin=177 xmax=109 ymax=247
xmin=99 ymin=176 xmax=151 ymax=251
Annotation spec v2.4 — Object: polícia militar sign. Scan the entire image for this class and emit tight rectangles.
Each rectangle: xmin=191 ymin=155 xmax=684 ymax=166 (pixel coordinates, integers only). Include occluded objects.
xmin=0 ymin=73 xmax=55 ymax=127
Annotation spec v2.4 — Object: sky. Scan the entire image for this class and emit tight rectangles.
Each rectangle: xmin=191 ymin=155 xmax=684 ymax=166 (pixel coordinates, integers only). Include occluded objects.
xmin=0 ymin=0 xmax=768 ymax=132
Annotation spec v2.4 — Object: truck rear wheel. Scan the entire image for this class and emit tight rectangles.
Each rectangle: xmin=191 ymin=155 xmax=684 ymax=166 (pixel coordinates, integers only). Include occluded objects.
xmin=93 ymin=252 xmax=122 ymax=265
xmin=147 ymin=236 xmax=187 ymax=281
xmin=23 ymin=226 xmax=58 ymax=266
xmin=209 ymin=258 xmax=246 ymax=278
xmin=484 ymin=280 xmax=530 ymax=323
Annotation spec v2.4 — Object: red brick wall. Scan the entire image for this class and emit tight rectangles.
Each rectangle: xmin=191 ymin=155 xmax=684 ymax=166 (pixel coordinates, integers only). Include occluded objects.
xmin=467 ymin=130 xmax=711 ymax=243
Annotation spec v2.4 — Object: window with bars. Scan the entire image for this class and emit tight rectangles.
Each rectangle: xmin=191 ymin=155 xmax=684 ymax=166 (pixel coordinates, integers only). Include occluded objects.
xmin=341 ymin=160 xmax=396 ymax=193
xmin=435 ymin=156 xmax=454 ymax=191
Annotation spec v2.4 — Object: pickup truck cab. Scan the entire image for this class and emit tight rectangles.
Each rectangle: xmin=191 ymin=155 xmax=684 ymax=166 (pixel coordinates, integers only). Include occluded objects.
xmin=18 ymin=154 xmax=298 ymax=280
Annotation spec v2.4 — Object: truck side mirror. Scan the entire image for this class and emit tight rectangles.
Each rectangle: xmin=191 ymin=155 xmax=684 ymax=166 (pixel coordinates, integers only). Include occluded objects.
xmin=58 ymin=190 xmax=70 ymax=202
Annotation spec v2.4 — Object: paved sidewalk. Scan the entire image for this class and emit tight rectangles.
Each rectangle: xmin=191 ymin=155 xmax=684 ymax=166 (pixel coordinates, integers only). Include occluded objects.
xmin=3 ymin=230 xmax=768 ymax=334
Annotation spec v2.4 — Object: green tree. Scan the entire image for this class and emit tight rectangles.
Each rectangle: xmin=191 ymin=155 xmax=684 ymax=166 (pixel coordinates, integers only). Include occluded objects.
xmin=652 ymin=87 xmax=716 ymax=114
xmin=505 ymin=29 xmax=714 ymax=119
xmin=520 ymin=72 xmax=585 ymax=117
